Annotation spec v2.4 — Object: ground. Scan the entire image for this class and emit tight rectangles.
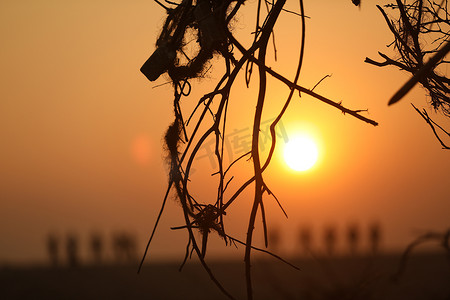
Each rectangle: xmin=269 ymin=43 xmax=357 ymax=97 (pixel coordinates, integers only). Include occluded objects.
xmin=1 ymin=252 xmax=449 ymax=299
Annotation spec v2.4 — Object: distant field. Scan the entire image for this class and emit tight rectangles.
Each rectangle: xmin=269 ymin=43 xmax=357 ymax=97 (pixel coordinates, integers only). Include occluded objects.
xmin=1 ymin=252 xmax=449 ymax=299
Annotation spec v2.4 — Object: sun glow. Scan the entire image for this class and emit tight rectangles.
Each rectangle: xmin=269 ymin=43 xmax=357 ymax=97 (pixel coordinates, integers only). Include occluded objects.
xmin=283 ymin=136 xmax=319 ymax=172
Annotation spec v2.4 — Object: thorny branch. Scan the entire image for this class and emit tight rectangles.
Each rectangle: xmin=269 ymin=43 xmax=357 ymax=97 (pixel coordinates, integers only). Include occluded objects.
xmin=139 ymin=0 xmax=377 ymax=299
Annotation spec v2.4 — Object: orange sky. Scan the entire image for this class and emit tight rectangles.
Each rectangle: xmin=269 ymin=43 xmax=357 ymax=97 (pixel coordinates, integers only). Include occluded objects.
xmin=0 ymin=1 xmax=449 ymax=264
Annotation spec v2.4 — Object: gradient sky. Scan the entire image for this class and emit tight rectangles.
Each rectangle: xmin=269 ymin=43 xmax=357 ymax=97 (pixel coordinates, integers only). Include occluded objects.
xmin=1 ymin=1 xmax=449 ymax=264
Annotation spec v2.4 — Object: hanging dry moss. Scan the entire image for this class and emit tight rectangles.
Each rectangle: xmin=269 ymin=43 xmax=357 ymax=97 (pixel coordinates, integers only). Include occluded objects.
xmin=141 ymin=0 xmax=231 ymax=83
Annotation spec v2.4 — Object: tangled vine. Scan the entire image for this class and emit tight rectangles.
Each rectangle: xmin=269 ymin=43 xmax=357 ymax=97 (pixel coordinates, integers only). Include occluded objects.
xmin=366 ymin=0 xmax=450 ymax=149
xmin=139 ymin=0 xmax=377 ymax=299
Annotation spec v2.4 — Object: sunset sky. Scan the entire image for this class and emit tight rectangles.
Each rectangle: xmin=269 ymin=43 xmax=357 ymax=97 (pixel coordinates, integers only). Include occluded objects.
xmin=1 ymin=1 xmax=449 ymax=265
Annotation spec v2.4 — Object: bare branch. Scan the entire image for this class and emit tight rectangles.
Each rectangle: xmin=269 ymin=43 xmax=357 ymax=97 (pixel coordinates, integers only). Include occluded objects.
xmin=367 ymin=1 xmax=449 ymax=149
xmin=140 ymin=0 xmax=382 ymax=299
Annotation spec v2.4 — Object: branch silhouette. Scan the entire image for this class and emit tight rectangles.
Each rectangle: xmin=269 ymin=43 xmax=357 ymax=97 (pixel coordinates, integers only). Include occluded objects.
xmin=139 ymin=0 xmax=378 ymax=299
xmin=366 ymin=1 xmax=449 ymax=149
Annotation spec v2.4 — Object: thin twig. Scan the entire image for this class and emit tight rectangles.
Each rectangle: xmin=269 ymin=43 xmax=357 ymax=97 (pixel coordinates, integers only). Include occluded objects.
xmin=226 ymin=235 xmax=300 ymax=270
xmin=311 ymin=74 xmax=332 ymax=92
xmin=411 ymin=103 xmax=450 ymax=149
xmin=228 ymin=35 xmax=378 ymax=126
xmin=137 ymin=182 xmax=172 ymax=273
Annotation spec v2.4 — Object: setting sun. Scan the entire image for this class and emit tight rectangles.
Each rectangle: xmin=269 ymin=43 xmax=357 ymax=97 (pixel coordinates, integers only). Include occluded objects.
xmin=283 ymin=136 xmax=319 ymax=172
